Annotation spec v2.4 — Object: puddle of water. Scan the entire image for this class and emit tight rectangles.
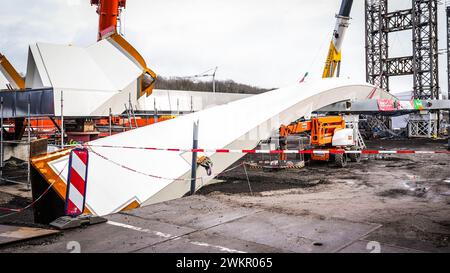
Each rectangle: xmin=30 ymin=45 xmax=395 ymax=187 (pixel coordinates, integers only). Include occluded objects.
xmin=332 ymin=179 xmax=357 ymax=185
xmin=403 ymin=181 xmax=429 ymax=195
xmin=403 ymin=182 xmax=415 ymax=191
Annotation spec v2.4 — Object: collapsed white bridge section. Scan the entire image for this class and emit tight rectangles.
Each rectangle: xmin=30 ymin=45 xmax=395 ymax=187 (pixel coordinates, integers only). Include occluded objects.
xmin=33 ymin=78 xmax=392 ymax=216
xmin=22 ymin=37 xmax=252 ymax=117
xmin=25 ymin=34 xmax=155 ymax=117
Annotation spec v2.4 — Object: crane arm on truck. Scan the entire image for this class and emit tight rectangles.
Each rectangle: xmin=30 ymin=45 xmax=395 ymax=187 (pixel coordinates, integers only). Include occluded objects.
xmin=322 ymin=0 xmax=353 ymax=78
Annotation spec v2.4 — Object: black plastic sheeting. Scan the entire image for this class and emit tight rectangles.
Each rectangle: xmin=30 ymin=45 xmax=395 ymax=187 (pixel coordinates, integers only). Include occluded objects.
xmin=0 ymin=88 xmax=55 ymax=118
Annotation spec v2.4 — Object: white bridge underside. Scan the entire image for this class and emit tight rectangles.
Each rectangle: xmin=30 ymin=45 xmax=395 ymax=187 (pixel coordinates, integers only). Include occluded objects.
xmin=48 ymin=78 xmax=393 ymax=216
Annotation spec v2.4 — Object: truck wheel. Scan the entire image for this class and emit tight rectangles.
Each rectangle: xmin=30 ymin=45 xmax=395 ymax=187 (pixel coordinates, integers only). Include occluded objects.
xmin=335 ymin=153 xmax=347 ymax=168
xmin=349 ymin=153 xmax=361 ymax=163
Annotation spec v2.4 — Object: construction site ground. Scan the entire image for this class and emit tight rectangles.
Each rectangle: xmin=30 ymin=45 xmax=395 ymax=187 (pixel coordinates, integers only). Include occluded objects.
xmin=0 ymin=139 xmax=449 ymax=253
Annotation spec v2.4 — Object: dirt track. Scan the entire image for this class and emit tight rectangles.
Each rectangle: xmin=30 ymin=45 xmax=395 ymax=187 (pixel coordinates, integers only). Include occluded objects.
xmin=198 ymin=139 xmax=450 ymax=252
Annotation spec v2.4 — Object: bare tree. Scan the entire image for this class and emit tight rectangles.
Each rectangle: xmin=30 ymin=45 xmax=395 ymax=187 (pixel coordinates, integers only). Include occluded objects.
xmin=155 ymin=76 xmax=273 ymax=94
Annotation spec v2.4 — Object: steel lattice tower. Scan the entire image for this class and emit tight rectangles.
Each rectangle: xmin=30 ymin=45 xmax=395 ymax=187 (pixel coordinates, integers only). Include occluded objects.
xmin=365 ymin=0 xmax=439 ymax=100
xmin=365 ymin=0 xmax=389 ymax=90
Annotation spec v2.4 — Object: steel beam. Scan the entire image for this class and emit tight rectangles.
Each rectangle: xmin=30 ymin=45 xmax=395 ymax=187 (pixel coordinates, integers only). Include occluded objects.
xmin=316 ymin=99 xmax=450 ymax=115
xmin=412 ymin=0 xmax=439 ymax=100
xmin=365 ymin=0 xmax=440 ymax=100
xmin=385 ymin=9 xmax=413 ymax=32
xmin=386 ymin=57 xmax=414 ymax=76
xmin=0 ymin=88 xmax=55 ymax=118
xmin=365 ymin=0 xmax=389 ymax=91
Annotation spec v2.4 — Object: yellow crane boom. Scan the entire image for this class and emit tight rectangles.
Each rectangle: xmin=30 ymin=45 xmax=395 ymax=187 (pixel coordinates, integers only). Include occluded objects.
xmin=322 ymin=0 xmax=353 ymax=78
xmin=0 ymin=53 xmax=25 ymax=90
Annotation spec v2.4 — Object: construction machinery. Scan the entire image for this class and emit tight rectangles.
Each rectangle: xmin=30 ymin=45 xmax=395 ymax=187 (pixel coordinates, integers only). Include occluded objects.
xmin=322 ymin=0 xmax=353 ymax=78
xmin=91 ymin=0 xmax=127 ymax=41
xmin=279 ymin=116 xmax=363 ymax=167
xmin=275 ymin=0 xmax=356 ymax=168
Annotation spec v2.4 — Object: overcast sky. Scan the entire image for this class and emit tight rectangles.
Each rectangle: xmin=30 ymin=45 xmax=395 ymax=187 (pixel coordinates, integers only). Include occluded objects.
xmin=0 ymin=0 xmax=448 ymax=95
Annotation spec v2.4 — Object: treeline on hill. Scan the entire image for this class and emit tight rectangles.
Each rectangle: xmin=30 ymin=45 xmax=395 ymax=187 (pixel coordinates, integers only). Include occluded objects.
xmin=154 ymin=76 xmax=272 ymax=94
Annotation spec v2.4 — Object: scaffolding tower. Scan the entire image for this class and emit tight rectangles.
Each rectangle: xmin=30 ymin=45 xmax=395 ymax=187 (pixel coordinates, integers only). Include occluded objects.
xmin=365 ymin=0 xmax=440 ymax=138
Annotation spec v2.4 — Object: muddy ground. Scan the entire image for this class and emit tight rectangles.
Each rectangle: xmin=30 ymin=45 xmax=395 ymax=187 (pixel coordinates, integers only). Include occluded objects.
xmin=0 ymin=158 xmax=33 ymax=227
xmin=198 ymin=139 xmax=450 ymax=252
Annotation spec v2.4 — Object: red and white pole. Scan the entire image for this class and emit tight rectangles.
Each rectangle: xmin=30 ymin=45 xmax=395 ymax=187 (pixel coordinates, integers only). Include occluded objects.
xmin=65 ymin=148 xmax=89 ymax=217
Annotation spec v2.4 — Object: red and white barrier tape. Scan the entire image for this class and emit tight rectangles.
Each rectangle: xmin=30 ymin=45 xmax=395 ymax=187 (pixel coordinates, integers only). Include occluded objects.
xmin=84 ymin=146 xmax=450 ymax=182
xmin=84 ymin=144 xmax=450 ymax=155
xmin=89 ymin=148 xmax=245 ymax=182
